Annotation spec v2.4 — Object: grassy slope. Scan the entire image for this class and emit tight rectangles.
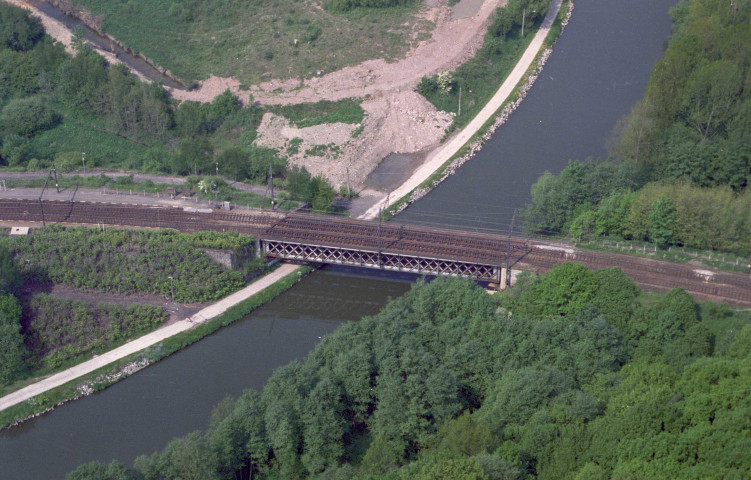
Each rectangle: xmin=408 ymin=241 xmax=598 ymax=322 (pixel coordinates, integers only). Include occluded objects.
xmin=72 ymin=0 xmax=431 ymax=85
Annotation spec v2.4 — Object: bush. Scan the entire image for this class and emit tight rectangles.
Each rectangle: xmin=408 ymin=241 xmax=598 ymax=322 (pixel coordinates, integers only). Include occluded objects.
xmin=0 ymin=3 xmax=43 ymax=51
xmin=0 ymin=227 xmax=254 ymax=302
xmin=323 ymin=0 xmax=417 ymax=13
xmin=0 ymin=97 xmax=60 ymax=138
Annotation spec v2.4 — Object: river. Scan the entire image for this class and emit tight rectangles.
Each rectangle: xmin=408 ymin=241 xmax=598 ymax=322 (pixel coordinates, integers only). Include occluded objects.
xmin=0 ymin=268 xmax=414 ymax=480
xmin=397 ymin=0 xmax=677 ymax=231
xmin=0 ymin=0 xmax=676 ymax=477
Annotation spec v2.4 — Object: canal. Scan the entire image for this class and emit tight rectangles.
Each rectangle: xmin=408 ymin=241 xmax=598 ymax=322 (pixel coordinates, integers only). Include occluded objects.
xmin=397 ymin=0 xmax=677 ymax=230
xmin=0 ymin=268 xmax=414 ymax=479
xmin=0 ymin=0 xmax=677 ymax=477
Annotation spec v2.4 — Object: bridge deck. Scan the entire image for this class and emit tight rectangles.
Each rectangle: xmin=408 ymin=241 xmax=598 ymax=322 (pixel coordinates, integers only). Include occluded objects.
xmin=1 ymin=199 xmax=750 ymax=307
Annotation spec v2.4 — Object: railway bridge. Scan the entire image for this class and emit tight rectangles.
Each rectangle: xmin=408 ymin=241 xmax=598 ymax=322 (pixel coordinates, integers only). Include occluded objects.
xmin=1 ymin=199 xmax=751 ymax=307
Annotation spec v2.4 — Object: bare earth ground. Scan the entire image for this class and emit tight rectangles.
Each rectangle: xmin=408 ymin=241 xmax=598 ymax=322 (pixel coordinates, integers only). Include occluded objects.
xmin=36 ymin=285 xmax=209 ymax=325
xmin=6 ymin=0 xmax=504 ymax=190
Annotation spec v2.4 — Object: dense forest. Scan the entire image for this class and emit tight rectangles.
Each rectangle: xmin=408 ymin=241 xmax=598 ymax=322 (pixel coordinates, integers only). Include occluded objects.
xmin=523 ymin=0 xmax=751 ymax=255
xmin=65 ymin=265 xmax=751 ymax=479
xmin=0 ymin=3 xmax=339 ymax=210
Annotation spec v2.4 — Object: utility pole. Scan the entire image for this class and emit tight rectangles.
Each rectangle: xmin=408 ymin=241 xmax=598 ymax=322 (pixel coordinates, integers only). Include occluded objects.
xmin=346 ymin=167 xmax=351 ymax=198
xmin=82 ymin=152 xmax=85 ymax=174
xmin=52 ymin=164 xmax=59 ymax=193
xmin=215 ymin=162 xmax=219 ymax=176
xmin=458 ymin=86 xmax=462 ymax=116
xmin=168 ymin=276 xmax=174 ymax=302
xmin=504 ymin=210 xmax=517 ymax=288
xmin=377 ymin=206 xmax=382 ymax=268
xmin=521 ymin=8 xmax=526 ymax=37
xmin=268 ymin=163 xmax=275 ymax=209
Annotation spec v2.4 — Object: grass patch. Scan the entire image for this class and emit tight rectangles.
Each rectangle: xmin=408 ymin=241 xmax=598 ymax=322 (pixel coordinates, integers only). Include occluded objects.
xmin=0 ymin=299 xmax=168 ymax=399
xmin=71 ymin=0 xmax=431 ymax=85
xmin=268 ymin=99 xmax=365 ymax=128
xmin=419 ymin=20 xmax=540 ymax=133
xmin=287 ymin=137 xmax=303 ymax=156
xmin=1 ymin=226 xmax=257 ymax=302
xmin=544 ymin=0 xmax=571 ymax=46
xmin=304 ymin=143 xmax=340 ymax=157
xmin=27 ymin=116 xmax=151 ymax=171
xmin=5 ymin=175 xmax=301 ymax=210
xmin=0 ymin=264 xmax=314 ymax=429
xmin=184 ymin=176 xmax=300 ymax=211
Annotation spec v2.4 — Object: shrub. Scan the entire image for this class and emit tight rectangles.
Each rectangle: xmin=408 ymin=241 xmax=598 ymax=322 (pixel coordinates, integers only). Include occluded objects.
xmin=0 ymin=97 xmax=60 ymax=137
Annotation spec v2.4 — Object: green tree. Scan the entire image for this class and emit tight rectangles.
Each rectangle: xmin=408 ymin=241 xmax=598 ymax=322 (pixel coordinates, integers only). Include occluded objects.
xmin=285 ymin=165 xmax=312 ymax=201
xmin=0 ymin=244 xmax=21 ymax=294
xmin=309 ymin=174 xmax=336 ymax=212
xmin=432 ymin=410 xmax=497 ymax=457
xmin=0 ymin=293 xmax=26 ymax=383
xmin=173 ymin=136 xmax=213 ymax=175
xmin=301 ymin=374 xmax=347 ymax=474
xmin=528 ymin=262 xmax=598 ymax=317
xmin=66 ymin=460 xmax=137 ymax=480
xmin=208 ymin=389 xmax=268 ymax=478
xmin=217 ymin=147 xmax=250 ymax=181
xmin=594 ymin=191 xmax=637 ymax=237
xmin=159 ymin=431 xmax=220 ymax=480
xmin=0 ymin=97 xmax=60 ymax=137
xmin=393 ymin=450 xmax=488 ymax=480
xmin=649 ymin=194 xmax=677 ymax=248
xmin=0 ymin=3 xmax=43 ymax=52
xmin=478 ymin=366 xmax=575 ymax=435
xmin=569 ymin=209 xmax=596 ymax=241
xmin=56 ymin=46 xmax=108 ymax=110
xmin=683 ymin=59 xmax=743 ymax=141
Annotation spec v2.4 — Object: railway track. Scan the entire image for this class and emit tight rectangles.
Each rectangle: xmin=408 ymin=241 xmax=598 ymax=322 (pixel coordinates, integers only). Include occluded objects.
xmin=1 ymin=199 xmax=750 ymax=308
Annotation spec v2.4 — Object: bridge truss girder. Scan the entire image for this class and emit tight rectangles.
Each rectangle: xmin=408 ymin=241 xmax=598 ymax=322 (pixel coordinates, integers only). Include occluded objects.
xmin=263 ymin=240 xmax=500 ymax=282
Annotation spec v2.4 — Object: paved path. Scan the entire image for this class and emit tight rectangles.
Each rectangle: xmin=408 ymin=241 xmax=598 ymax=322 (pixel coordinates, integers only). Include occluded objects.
xmin=0 ymin=263 xmax=301 ymax=413
xmin=361 ymin=0 xmax=563 ymax=220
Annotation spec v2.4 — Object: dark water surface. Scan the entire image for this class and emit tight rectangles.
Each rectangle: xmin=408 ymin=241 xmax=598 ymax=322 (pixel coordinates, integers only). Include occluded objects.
xmin=26 ymin=0 xmax=185 ymax=89
xmin=0 ymin=268 xmax=413 ymax=480
xmin=397 ymin=0 xmax=678 ymax=231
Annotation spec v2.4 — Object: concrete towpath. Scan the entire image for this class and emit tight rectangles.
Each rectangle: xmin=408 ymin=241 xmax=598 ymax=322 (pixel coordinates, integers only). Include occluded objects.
xmin=361 ymin=0 xmax=563 ymax=220
xmin=0 ymin=263 xmax=301 ymax=413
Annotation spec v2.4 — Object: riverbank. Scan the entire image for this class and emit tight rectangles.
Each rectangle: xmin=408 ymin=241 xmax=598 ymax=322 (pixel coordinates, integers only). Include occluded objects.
xmin=0 ymin=262 xmax=309 ymax=428
xmin=360 ymin=0 xmax=568 ymax=220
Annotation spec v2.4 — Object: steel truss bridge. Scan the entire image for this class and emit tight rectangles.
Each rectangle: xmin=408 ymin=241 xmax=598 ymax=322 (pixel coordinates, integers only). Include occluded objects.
xmin=1 ymin=199 xmax=750 ymax=308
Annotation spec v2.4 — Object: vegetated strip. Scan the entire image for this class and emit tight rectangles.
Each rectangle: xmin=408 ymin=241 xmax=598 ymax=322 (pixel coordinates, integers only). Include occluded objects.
xmin=365 ymin=0 xmax=570 ymax=221
xmin=0 ymin=263 xmax=310 ymax=428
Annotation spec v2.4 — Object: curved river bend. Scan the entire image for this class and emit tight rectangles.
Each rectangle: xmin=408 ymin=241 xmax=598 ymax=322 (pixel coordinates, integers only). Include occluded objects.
xmin=0 ymin=0 xmax=676 ymax=477
xmin=398 ymin=0 xmax=677 ymax=230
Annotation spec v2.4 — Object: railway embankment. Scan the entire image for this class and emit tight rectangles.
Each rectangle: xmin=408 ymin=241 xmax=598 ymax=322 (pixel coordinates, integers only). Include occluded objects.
xmin=0 ymin=262 xmax=308 ymax=428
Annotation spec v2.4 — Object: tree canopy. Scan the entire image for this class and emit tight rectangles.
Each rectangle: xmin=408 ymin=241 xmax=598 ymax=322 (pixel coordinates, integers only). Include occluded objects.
xmin=523 ymin=0 xmax=751 ymax=255
xmin=65 ymin=262 xmax=751 ymax=479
